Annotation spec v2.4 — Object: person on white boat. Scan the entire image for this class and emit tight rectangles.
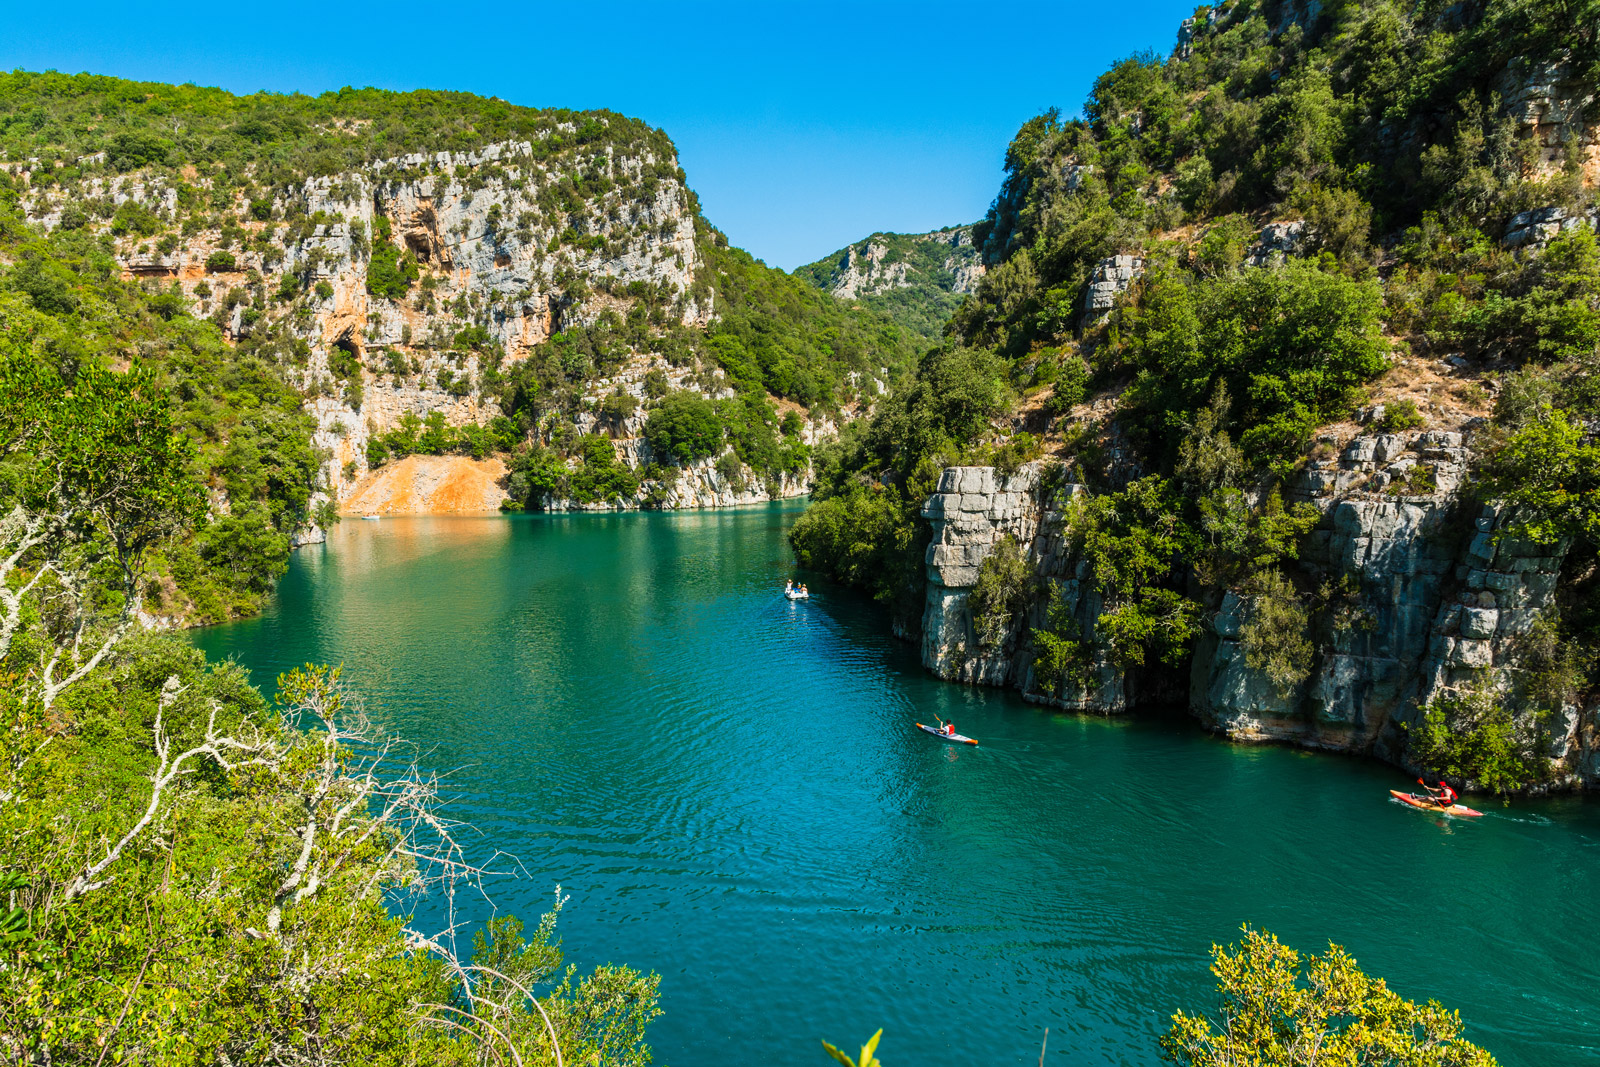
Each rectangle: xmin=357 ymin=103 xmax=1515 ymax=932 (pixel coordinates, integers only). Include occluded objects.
xmin=943 ymin=721 xmax=956 ymax=736
xmin=800 ymin=584 xmax=809 ymax=597
xmin=785 ymin=579 xmax=794 ymax=595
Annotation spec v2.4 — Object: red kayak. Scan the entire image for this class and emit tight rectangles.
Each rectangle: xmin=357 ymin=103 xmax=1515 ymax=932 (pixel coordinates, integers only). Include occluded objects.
xmin=1389 ymin=789 xmax=1484 ymax=817
xmin=917 ymin=723 xmax=978 ymax=746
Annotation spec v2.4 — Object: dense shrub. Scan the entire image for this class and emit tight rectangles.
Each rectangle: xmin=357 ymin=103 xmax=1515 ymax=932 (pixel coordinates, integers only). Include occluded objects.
xmin=1405 ymin=685 xmax=1552 ymax=795
xmin=644 ymin=390 xmax=722 ymax=462
xmin=366 ymin=216 xmax=418 ymax=299
xmin=969 ymin=535 xmax=1034 ymax=648
xmin=1114 ymin=262 xmax=1389 ymax=466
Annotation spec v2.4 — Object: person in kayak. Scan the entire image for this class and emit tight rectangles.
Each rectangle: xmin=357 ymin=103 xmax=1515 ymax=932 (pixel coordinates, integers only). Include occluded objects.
xmin=1425 ymin=779 xmax=1458 ymax=809
xmin=943 ymin=721 xmax=956 ymax=737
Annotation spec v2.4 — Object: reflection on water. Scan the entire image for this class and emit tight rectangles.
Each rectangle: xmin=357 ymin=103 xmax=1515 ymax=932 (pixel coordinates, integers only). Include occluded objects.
xmin=196 ymin=505 xmax=1600 ymax=1067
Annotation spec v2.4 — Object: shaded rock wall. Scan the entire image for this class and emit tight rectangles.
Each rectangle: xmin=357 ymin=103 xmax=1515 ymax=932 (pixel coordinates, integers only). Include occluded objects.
xmin=916 ymin=430 xmax=1591 ymax=787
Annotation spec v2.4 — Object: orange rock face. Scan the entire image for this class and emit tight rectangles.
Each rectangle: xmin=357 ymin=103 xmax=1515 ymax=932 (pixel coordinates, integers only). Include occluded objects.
xmin=340 ymin=455 xmax=508 ymax=514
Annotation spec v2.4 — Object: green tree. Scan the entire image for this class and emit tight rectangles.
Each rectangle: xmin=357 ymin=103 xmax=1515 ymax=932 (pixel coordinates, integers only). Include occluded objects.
xmin=1163 ymin=927 xmax=1498 ymax=1066
xmin=1067 ymin=477 xmax=1202 ymax=669
xmin=1483 ymin=407 xmax=1600 ymax=547
xmin=969 ymin=534 xmax=1034 ymax=649
xmin=1405 ymin=681 xmax=1552 ymax=795
xmin=644 ymin=390 xmax=724 ymax=462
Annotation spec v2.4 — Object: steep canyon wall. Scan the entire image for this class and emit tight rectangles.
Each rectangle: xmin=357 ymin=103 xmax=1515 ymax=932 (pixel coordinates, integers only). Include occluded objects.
xmin=917 ymin=432 xmax=1596 ymax=789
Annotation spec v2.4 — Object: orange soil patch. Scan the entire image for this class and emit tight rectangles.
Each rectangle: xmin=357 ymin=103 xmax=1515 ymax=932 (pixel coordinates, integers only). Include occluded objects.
xmin=341 ymin=454 xmax=509 ymax=515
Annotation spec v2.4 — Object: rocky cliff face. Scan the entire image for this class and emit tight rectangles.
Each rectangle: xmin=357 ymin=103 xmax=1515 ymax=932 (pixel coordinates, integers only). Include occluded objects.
xmin=807 ymin=227 xmax=985 ymax=301
xmin=20 ymin=134 xmax=820 ymax=515
xmin=795 ymin=226 xmax=986 ymax=338
xmin=917 ymin=428 xmax=1596 ymax=789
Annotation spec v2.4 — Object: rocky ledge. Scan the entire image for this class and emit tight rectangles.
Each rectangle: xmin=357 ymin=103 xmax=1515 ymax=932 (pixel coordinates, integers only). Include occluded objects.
xmin=916 ymin=429 xmax=1597 ymax=789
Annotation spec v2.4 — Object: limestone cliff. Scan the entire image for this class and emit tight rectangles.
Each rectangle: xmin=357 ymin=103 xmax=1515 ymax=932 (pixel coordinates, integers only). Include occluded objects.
xmin=795 ymin=226 xmax=986 ymax=338
xmin=917 ymin=428 xmax=1597 ymax=790
xmin=17 ymin=134 xmax=837 ymax=519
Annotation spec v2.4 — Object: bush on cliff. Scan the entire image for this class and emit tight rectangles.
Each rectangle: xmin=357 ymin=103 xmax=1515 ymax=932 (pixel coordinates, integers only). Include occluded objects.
xmin=969 ymin=534 xmax=1034 ymax=649
xmin=366 ymin=215 xmax=419 ymax=299
xmin=645 ymin=389 xmax=723 ymax=462
xmin=568 ymin=434 xmax=640 ymax=504
xmin=1483 ymin=406 xmax=1600 ymax=548
xmin=1111 ymin=261 xmax=1389 ymax=467
xmin=1065 ymin=477 xmax=1202 ymax=670
xmin=1404 ymin=683 xmax=1553 ymax=795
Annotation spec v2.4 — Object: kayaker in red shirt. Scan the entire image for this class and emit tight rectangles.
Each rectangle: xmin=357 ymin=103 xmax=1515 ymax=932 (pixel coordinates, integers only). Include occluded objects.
xmin=943 ymin=721 xmax=955 ymax=736
xmin=1426 ymin=779 xmax=1458 ymax=809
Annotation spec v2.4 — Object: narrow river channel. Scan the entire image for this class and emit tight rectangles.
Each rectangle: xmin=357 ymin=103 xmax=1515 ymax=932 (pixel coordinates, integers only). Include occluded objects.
xmin=194 ymin=504 xmax=1600 ymax=1066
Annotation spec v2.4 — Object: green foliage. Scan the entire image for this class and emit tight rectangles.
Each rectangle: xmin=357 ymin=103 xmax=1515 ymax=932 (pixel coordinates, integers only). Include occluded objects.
xmin=1114 ymin=261 xmax=1388 ymax=466
xmin=1193 ymin=215 xmax=1253 ymax=276
xmin=644 ymin=389 xmax=723 ymax=462
xmin=366 ymin=412 xmax=520 ymax=467
xmin=2 ymin=228 xmax=316 ymax=623
xmin=366 ymin=215 xmax=418 ymax=299
xmin=789 ymin=482 xmax=925 ymax=607
xmin=1178 ymin=390 xmax=1321 ymax=586
xmin=205 ymin=249 xmax=237 ymax=272
xmin=110 ymin=198 xmax=163 ymax=237
xmin=1405 ymin=682 xmax=1552 ymax=795
xmin=1482 ymin=407 xmax=1600 ymax=547
xmin=568 ymin=434 xmax=639 ymax=504
xmin=1163 ymin=927 xmax=1499 ymax=1067
xmin=1031 ymin=587 xmax=1093 ymax=696
xmin=506 ymin=445 xmax=571 ymax=508
xmin=0 ymin=69 xmax=676 ymax=188
xmin=697 ymin=234 xmax=920 ymax=409
xmin=719 ymin=392 xmax=810 ymax=482
xmin=0 ymin=636 xmax=661 ymax=1066
xmin=969 ymin=535 xmax=1034 ymax=648
xmin=1239 ymin=571 xmax=1314 ymax=694
xmin=1436 ymin=229 xmax=1600 ymax=366
xmin=1378 ymin=398 xmax=1426 ymax=432
xmin=1066 ymin=477 xmax=1202 ymax=669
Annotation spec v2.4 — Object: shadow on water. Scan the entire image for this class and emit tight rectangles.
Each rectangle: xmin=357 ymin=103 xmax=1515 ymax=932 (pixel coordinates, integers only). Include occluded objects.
xmin=195 ymin=504 xmax=1600 ymax=1067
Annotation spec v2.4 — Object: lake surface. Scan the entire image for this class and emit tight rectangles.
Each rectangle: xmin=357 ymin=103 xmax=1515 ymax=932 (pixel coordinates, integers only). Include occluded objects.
xmin=194 ymin=504 xmax=1600 ymax=1066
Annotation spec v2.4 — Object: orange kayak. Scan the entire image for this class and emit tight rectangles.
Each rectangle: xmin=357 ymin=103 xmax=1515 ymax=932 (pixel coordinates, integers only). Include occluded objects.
xmin=1389 ymin=789 xmax=1484 ymax=817
xmin=917 ymin=723 xmax=977 ymax=746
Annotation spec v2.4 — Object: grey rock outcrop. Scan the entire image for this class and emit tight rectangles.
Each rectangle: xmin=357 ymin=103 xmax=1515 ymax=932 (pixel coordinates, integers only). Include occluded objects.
xmin=1082 ymin=255 xmax=1144 ymax=319
xmin=1246 ymin=220 xmax=1309 ymax=267
xmin=1496 ymin=58 xmax=1598 ymax=176
xmin=915 ymin=428 xmax=1589 ymax=787
xmin=1503 ymin=205 xmax=1598 ymax=249
xmin=920 ymin=465 xmax=1126 ymax=709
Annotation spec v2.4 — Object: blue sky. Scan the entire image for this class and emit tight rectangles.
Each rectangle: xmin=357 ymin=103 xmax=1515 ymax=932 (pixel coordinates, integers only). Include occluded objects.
xmin=5 ymin=0 xmax=1196 ymax=270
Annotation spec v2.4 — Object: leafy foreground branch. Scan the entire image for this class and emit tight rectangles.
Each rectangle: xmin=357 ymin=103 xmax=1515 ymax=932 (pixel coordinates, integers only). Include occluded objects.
xmin=0 ymin=655 xmax=659 ymax=1065
xmin=826 ymin=927 xmax=1498 ymax=1067
xmin=1 ymin=318 xmax=659 ymax=1063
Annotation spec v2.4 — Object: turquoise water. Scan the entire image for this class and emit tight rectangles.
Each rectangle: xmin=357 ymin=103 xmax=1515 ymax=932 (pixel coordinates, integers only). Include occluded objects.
xmin=194 ymin=505 xmax=1600 ymax=1066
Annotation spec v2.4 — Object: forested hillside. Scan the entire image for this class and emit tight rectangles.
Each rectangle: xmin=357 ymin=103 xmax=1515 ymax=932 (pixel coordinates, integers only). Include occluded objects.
xmin=795 ymin=226 xmax=985 ymax=338
xmin=793 ymin=0 xmax=1600 ymax=792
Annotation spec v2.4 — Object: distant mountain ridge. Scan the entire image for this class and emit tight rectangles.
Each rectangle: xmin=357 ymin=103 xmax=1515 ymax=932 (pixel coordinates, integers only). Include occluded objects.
xmin=795 ymin=226 xmax=984 ymax=339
